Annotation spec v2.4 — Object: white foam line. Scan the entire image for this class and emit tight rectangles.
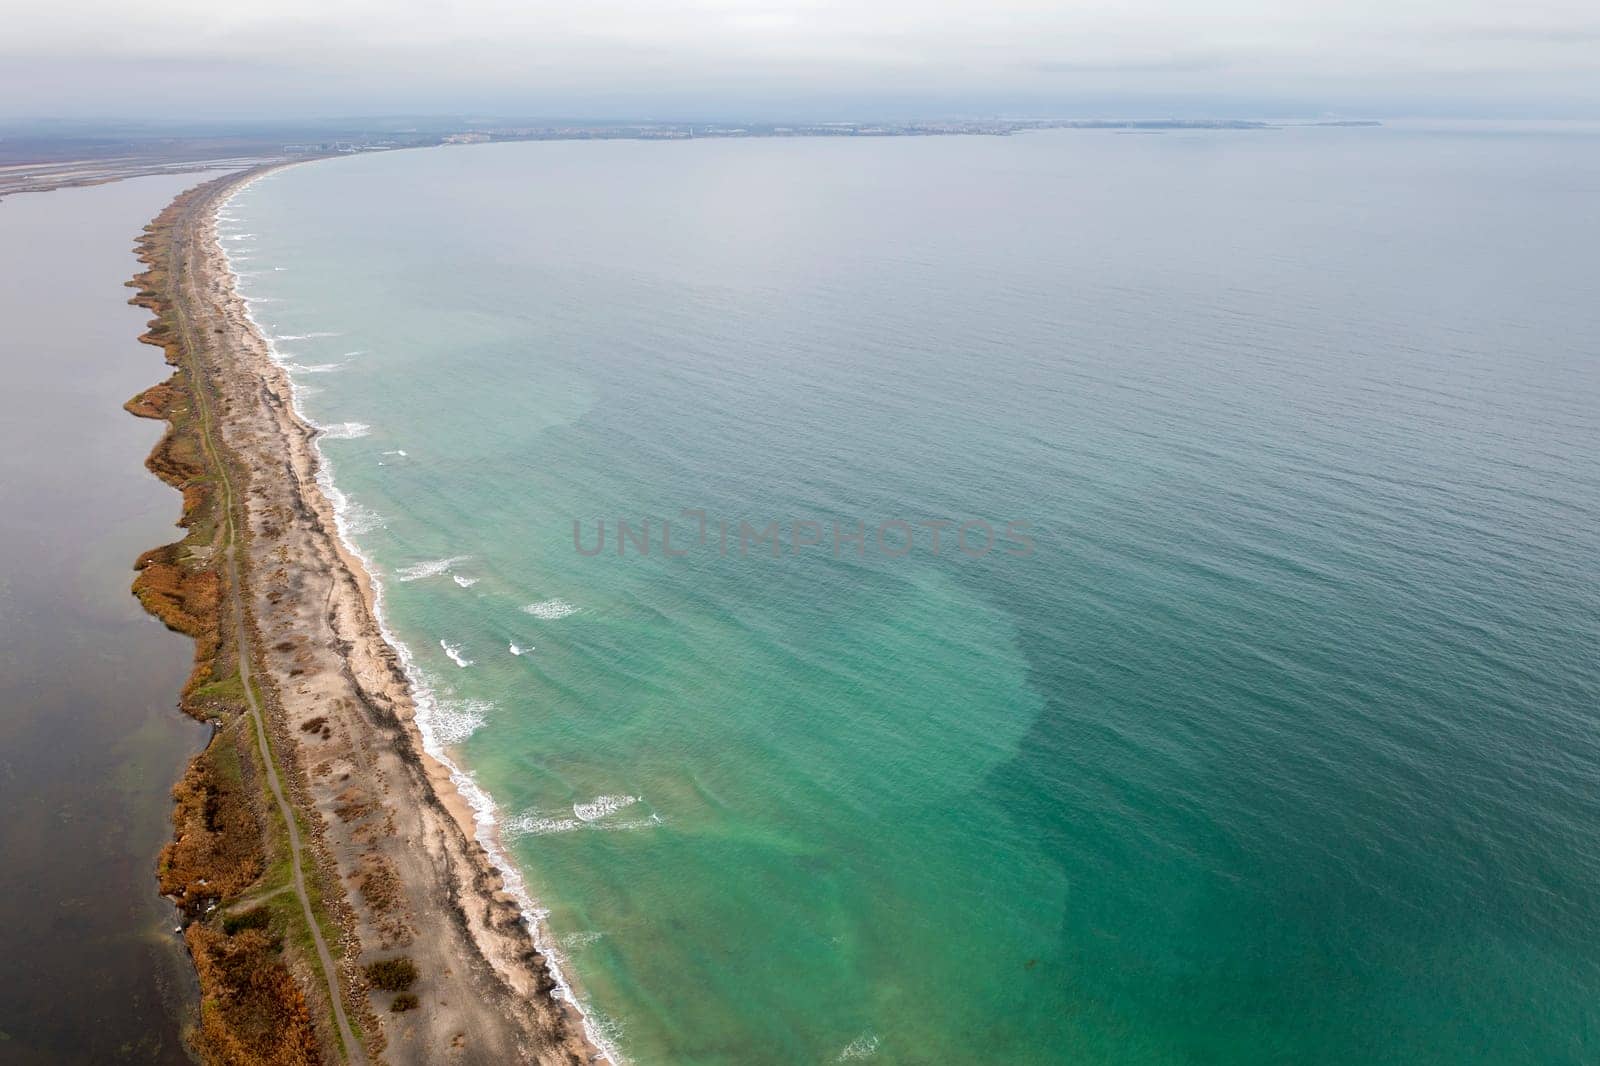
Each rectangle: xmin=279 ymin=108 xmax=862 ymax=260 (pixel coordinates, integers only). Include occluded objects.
xmin=506 ymin=813 xmax=582 ymax=836
xmin=559 ymin=930 xmax=605 ymax=950
xmin=316 ymin=421 xmax=371 ymax=440
xmin=574 ymin=795 xmax=639 ymax=822
xmin=504 ymin=801 xmax=658 ymax=838
xmin=216 ymin=177 xmax=623 ymax=1066
xmin=395 ymin=555 xmax=470 ymax=582
xmin=422 ymin=689 xmax=491 ymax=745
xmin=275 ymin=330 xmax=343 ymax=341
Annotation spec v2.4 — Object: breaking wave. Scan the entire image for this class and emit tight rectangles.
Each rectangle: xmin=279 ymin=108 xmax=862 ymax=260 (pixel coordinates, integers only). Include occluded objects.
xmin=340 ymin=500 xmax=387 ymax=536
xmin=838 ymin=1034 xmax=881 ymax=1061
xmin=429 ymin=695 xmax=491 ymax=746
xmin=395 ymin=555 xmax=470 ymax=582
xmin=504 ymin=796 xmax=657 ymax=839
xmin=318 ymin=421 xmax=371 ymax=440
xmin=523 ymin=598 xmax=579 ymax=620
xmin=575 ymin=795 xmax=639 ymax=821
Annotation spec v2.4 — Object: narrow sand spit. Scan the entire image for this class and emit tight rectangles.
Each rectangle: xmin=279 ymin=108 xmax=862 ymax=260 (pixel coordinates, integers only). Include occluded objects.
xmin=172 ymin=167 xmax=603 ymax=1064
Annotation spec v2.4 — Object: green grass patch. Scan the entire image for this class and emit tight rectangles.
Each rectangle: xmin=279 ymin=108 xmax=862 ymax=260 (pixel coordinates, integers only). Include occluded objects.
xmin=221 ymin=905 xmax=273 ymax=935
xmin=192 ymin=672 xmax=246 ymax=704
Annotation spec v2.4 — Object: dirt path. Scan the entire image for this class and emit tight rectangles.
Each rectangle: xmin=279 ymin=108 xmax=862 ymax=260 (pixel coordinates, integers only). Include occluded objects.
xmin=168 ymin=185 xmax=366 ymax=1063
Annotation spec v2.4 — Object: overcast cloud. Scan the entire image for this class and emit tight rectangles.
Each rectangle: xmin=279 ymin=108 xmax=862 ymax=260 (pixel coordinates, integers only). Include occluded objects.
xmin=6 ymin=0 xmax=1599 ymax=119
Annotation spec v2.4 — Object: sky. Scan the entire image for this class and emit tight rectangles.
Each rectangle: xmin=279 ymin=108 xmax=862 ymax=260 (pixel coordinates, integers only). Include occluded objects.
xmin=5 ymin=0 xmax=1599 ymax=120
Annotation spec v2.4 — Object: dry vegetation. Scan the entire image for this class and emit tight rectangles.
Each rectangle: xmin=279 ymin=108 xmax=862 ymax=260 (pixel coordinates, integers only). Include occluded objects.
xmin=159 ymin=725 xmax=263 ymax=910
xmin=126 ymin=209 xmax=230 ymax=706
xmin=187 ymin=923 xmax=323 ymax=1066
xmin=126 ymin=166 xmax=594 ymax=1066
xmin=362 ymin=957 xmax=419 ymax=993
xmin=128 ymin=181 xmax=338 ymax=1065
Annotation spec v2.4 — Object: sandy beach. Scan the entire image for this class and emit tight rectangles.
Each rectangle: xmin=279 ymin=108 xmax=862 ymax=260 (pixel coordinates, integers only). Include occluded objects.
xmin=137 ymin=166 xmax=603 ymax=1064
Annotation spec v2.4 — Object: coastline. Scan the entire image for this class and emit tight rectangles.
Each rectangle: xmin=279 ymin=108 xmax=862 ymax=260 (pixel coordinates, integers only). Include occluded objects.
xmin=218 ymin=168 xmax=621 ymax=1062
xmin=134 ymin=164 xmax=605 ymax=1064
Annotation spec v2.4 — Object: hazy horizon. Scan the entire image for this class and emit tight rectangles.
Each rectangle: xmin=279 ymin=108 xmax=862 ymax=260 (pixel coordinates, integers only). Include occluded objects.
xmin=6 ymin=0 xmax=1599 ymax=121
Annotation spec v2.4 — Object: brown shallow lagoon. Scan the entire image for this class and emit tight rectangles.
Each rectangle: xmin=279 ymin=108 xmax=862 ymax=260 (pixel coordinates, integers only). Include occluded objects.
xmin=0 ymin=174 xmax=212 ymax=1064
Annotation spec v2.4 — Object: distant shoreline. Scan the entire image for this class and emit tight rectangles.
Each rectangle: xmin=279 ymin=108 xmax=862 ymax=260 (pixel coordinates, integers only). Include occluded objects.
xmin=2 ymin=116 xmax=1383 ymax=200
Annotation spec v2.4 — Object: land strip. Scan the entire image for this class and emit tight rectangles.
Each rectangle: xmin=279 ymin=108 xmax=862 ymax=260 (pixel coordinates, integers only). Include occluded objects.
xmin=130 ymin=168 xmax=600 ymax=1064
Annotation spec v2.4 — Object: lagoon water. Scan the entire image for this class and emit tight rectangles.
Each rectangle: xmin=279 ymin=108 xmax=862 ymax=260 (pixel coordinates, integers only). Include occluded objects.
xmin=0 ymin=174 xmax=208 ymax=1064
xmin=225 ymin=126 xmax=1600 ymax=1064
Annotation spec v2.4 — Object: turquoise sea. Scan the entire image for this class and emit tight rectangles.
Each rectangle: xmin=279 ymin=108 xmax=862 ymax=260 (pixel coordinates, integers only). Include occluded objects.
xmin=222 ymin=124 xmax=1600 ymax=1064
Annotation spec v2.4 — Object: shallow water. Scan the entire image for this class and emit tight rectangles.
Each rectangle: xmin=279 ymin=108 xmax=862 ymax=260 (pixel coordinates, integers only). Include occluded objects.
xmin=0 ymin=174 xmax=210 ymax=1064
xmin=228 ymin=125 xmax=1600 ymax=1064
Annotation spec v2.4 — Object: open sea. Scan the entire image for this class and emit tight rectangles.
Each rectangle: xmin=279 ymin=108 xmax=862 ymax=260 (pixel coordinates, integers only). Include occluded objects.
xmin=222 ymin=124 xmax=1600 ymax=1065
